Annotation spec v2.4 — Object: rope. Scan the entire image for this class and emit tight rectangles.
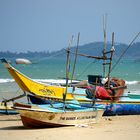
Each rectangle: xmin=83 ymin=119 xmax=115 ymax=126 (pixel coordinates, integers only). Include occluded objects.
xmin=111 ymin=32 xmax=140 ymax=72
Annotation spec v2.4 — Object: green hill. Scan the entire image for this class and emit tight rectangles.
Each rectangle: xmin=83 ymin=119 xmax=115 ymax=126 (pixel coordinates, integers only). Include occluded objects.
xmin=0 ymin=42 xmax=140 ymax=59
xmin=56 ymin=42 xmax=140 ymax=59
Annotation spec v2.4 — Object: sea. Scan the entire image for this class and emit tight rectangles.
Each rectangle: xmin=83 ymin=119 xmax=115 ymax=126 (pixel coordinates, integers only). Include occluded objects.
xmin=0 ymin=56 xmax=140 ymax=102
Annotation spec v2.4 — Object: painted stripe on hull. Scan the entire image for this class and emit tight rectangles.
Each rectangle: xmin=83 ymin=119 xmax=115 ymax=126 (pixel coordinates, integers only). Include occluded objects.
xmin=0 ymin=109 xmax=18 ymax=115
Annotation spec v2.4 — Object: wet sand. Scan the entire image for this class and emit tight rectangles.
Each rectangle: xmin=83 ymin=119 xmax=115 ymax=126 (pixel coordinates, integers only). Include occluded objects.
xmin=0 ymin=114 xmax=140 ymax=140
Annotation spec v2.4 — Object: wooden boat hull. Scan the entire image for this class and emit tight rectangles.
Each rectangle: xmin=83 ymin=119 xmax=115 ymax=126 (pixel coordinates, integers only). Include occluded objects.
xmin=14 ymin=103 xmax=104 ymax=128
xmin=19 ymin=109 xmax=103 ymax=128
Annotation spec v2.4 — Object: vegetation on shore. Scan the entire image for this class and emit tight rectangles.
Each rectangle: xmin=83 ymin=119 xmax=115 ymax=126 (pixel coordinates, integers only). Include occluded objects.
xmin=0 ymin=42 xmax=140 ymax=58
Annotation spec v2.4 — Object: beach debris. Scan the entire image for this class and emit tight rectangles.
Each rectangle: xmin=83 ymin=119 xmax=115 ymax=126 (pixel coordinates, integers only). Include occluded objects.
xmin=75 ymin=124 xmax=89 ymax=128
xmin=105 ymin=117 xmax=112 ymax=121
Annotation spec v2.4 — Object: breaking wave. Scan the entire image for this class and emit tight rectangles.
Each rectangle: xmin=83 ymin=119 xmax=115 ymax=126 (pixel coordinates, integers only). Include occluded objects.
xmin=0 ymin=78 xmax=140 ymax=85
xmin=0 ymin=79 xmax=15 ymax=83
xmin=126 ymin=81 xmax=140 ymax=85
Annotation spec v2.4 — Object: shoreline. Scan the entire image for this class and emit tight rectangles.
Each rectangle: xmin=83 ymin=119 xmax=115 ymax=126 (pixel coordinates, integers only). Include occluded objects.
xmin=0 ymin=115 xmax=140 ymax=140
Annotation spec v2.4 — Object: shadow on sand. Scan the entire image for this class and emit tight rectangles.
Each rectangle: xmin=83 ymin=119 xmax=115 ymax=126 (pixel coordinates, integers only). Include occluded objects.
xmin=0 ymin=124 xmax=70 ymax=130
xmin=0 ymin=125 xmax=25 ymax=130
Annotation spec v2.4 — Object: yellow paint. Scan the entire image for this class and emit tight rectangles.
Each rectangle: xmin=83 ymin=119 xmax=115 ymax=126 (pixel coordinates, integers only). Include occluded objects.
xmin=7 ymin=66 xmax=74 ymax=100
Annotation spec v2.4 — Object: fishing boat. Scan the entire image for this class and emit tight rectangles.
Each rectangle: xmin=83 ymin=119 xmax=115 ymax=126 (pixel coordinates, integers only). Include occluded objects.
xmin=1 ymin=56 xmax=105 ymax=128
xmin=15 ymin=58 xmax=32 ymax=64
xmin=12 ymin=43 xmax=105 ymax=128
xmin=0 ymin=58 xmax=84 ymax=101
xmin=1 ymin=31 xmax=140 ymax=116
xmin=13 ymin=102 xmax=105 ymax=128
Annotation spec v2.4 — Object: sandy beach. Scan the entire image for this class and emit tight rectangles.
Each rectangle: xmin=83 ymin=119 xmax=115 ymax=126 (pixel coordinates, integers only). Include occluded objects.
xmin=0 ymin=114 xmax=140 ymax=140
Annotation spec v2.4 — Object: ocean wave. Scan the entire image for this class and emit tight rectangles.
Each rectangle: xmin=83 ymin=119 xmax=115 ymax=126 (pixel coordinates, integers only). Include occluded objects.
xmin=0 ymin=78 xmax=139 ymax=85
xmin=126 ymin=81 xmax=140 ymax=85
xmin=0 ymin=79 xmax=15 ymax=83
xmin=0 ymin=78 xmax=78 ymax=84
xmin=34 ymin=79 xmax=79 ymax=84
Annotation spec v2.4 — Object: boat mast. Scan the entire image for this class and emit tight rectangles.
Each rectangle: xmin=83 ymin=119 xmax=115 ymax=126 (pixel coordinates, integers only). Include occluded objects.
xmin=107 ymin=32 xmax=115 ymax=87
xmin=63 ymin=36 xmax=74 ymax=108
xmin=103 ymin=14 xmax=107 ymax=77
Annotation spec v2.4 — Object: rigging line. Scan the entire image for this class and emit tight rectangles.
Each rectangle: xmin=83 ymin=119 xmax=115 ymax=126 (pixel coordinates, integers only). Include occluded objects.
xmin=71 ymin=32 xmax=80 ymax=82
xmin=111 ymin=32 xmax=140 ymax=72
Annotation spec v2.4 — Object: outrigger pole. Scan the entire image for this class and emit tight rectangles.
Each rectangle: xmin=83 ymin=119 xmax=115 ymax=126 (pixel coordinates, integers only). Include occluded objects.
xmin=66 ymin=51 xmax=107 ymax=60
xmin=2 ymin=92 xmax=26 ymax=103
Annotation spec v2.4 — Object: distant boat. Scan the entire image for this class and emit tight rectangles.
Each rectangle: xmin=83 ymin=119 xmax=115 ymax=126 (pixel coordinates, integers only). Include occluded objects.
xmin=15 ymin=58 xmax=32 ymax=64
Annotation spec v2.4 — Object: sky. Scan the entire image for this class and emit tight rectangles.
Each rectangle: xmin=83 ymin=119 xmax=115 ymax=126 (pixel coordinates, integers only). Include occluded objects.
xmin=0 ymin=0 xmax=140 ymax=52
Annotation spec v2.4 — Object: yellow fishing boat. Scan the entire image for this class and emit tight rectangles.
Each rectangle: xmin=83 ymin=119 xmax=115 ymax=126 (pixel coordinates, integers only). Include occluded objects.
xmin=0 ymin=58 xmax=88 ymax=102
